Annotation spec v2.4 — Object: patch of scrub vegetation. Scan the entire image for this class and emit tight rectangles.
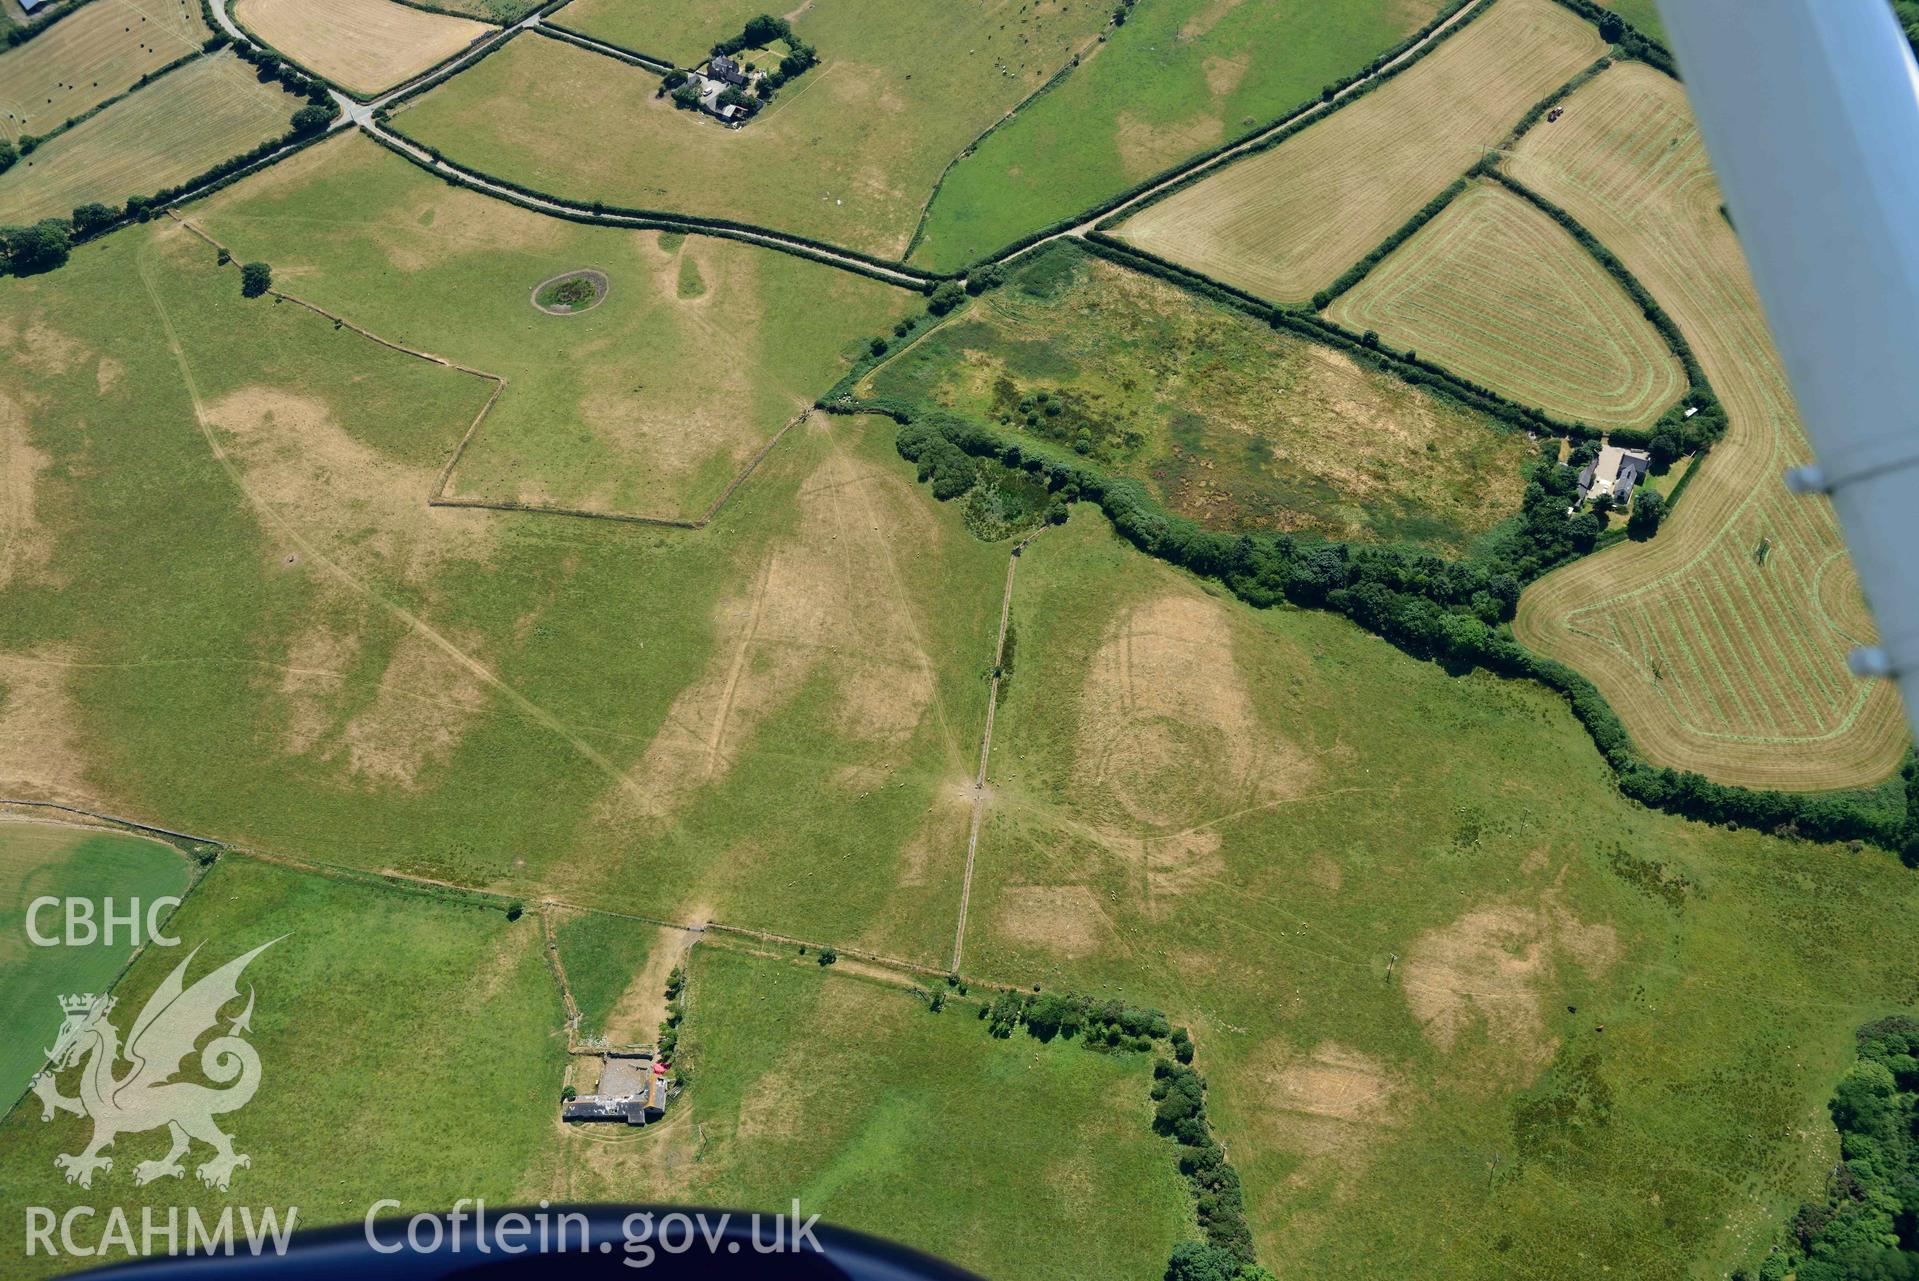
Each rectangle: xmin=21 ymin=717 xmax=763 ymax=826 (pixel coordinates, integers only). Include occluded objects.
xmin=911 ymin=0 xmax=1443 ymax=269
xmin=965 ymin=512 xmax=1919 ymax=1279
xmin=0 ymin=820 xmax=194 ymax=1105
xmin=0 ymin=855 xmax=565 ymax=1262
xmin=675 ymin=253 xmax=705 ymax=300
xmin=556 ymin=941 xmax=1193 ymax=1281
xmin=960 ymin=458 xmax=1052 ymax=543
xmin=862 ymin=243 xmax=1532 ymax=554
xmin=532 ymin=268 xmax=606 ymax=313
xmin=197 ymin=133 xmax=914 ymax=521
xmin=395 ymin=0 xmax=1114 ymax=258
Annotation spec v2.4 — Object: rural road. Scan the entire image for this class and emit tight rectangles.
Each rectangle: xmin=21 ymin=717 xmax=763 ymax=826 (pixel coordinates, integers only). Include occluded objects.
xmin=198 ymin=0 xmax=1484 ymax=286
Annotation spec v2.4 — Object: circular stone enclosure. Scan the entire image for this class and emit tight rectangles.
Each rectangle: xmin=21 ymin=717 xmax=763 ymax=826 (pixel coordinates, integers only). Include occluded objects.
xmin=531 ymin=269 xmax=610 ymax=316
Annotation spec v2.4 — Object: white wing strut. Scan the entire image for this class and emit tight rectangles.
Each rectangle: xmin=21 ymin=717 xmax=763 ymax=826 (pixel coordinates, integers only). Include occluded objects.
xmin=1654 ymin=0 xmax=1919 ymax=741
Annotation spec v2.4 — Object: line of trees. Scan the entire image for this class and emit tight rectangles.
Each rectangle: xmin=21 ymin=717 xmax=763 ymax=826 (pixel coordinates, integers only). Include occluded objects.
xmin=965 ymin=984 xmax=1264 ymax=1280
xmin=868 ymin=403 xmax=1919 ymax=859
xmin=1745 ymin=1017 xmax=1919 ymax=1281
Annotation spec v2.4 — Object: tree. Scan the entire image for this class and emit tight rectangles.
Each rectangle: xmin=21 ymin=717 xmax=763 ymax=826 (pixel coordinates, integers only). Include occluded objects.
xmin=927 ymin=280 xmax=965 ymax=315
xmin=1164 ymin=1241 xmax=1241 ymax=1281
xmin=240 ymin=261 xmax=273 ymax=298
xmin=1627 ymin=489 xmax=1664 ymax=540
xmin=290 ymin=104 xmax=332 ymax=135
xmin=1 ymin=219 xmax=72 ymax=275
xmin=965 ymin=263 xmax=1005 ymax=296
xmin=1648 ymin=423 xmax=1685 ymax=469
xmin=817 ymin=947 xmax=837 ymax=966
xmin=1599 ymin=12 xmax=1626 ymax=43
xmin=671 ymin=81 xmax=702 ymax=111
xmin=0 ymin=137 xmax=16 ymax=176
xmin=69 ymin=202 xmax=116 ymax=238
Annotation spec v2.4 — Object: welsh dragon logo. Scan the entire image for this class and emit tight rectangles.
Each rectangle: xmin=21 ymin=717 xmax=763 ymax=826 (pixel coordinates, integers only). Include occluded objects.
xmin=30 ymin=940 xmax=279 ymax=1191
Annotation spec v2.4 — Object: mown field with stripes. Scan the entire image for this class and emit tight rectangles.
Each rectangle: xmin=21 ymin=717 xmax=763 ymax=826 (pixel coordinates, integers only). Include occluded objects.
xmin=0 ymin=52 xmax=296 ymax=222
xmin=1326 ymin=181 xmax=1686 ymax=428
xmin=1507 ymin=63 xmax=1909 ymax=790
xmin=0 ymin=0 xmax=207 ymax=142
xmin=1111 ymin=0 xmax=1604 ymax=305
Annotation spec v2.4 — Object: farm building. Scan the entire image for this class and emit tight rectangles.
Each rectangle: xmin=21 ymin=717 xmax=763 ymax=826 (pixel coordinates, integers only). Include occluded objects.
xmin=562 ymin=1053 xmax=669 ymax=1125
xmin=1575 ymin=444 xmax=1654 ymax=504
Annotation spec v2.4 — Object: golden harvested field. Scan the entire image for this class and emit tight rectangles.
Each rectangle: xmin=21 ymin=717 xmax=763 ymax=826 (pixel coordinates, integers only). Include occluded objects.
xmin=1327 ymin=181 xmax=1686 ymax=427
xmin=0 ymin=0 xmax=207 ymax=142
xmin=232 ymin=0 xmax=493 ymax=98
xmin=0 ymin=52 xmax=295 ymax=222
xmin=1112 ymin=0 xmax=1605 ymax=304
xmin=1508 ymin=63 xmax=1909 ymax=790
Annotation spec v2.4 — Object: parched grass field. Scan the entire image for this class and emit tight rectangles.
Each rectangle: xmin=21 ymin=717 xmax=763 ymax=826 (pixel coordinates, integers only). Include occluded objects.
xmin=547 ymin=941 xmax=1193 ymax=1281
xmin=966 ymin=511 xmax=1919 ymax=1279
xmin=0 ymin=855 xmax=565 ymax=1275
xmin=232 ymin=0 xmax=493 ymax=99
xmin=1506 ymin=63 xmax=1909 ymax=789
xmin=910 ymin=0 xmax=1443 ymax=270
xmin=0 ymin=0 xmax=207 ymax=142
xmin=394 ymin=0 xmax=1114 ymax=259
xmin=1327 ymin=181 xmax=1687 ymax=428
xmin=194 ymin=133 xmax=918 ymax=521
xmin=0 ymin=204 xmax=1004 ymax=964
xmin=555 ymin=0 xmax=775 ymax=65
xmin=0 ymin=819 xmax=193 ymax=1108
xmin=0 ymin=52 xmax=296 ymax=222
xmin=1112 ymin=0 xmax=1605 ymax=304
xmin=862 ymin=243 xmax=1533 ymax=553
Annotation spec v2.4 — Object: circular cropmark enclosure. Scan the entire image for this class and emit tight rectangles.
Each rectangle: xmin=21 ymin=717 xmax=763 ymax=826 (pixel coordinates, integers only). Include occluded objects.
xmin=531 ymin=269 xmax=610 ymax=315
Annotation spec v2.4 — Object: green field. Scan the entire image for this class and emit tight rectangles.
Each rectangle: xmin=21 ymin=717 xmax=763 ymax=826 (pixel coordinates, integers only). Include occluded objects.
xmin=1327 ymin=181 xmax=1687 ymax=428
xmin=0 ymin=820 xmax=194 ymax=1107
xmin=910 ymin=0 xmax=1442 ymax=270
xmin=394 ymin=0 xmax=1113 ymax=259
xmin=1598 ymin=0 xmax=1665 ymax=43
xmin=1113 ymin=0 xmax=1605 ymax=304
xmin=963 ymin=511 xmax=1919 ymax=1277
xmin=195 ymin=133 xmax=917 ymax=521
xmin=0 ymin=208 xmax=1005 ymax=963
xmin=861 ymin=243 xmax=1533 ymax=553
xmin=0 ymin=52 xmax=296 ymax=222
xmin=550 ymin=941 xmax=1194 ymax=1280
xmin=555 ymin=0 xmax=772 ymax=65
xmin=0 ymin=855 xmax=564 ymax=1275
xmin=0 ymin=0 xmax=209 ymax=143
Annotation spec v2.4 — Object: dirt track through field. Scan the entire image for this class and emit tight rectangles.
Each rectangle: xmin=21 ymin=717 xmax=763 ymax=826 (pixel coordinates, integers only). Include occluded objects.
xmin=1506 ymin=64 xmax=1908 ymax=788
xmin=949 ymin=524 xmax=1044 ymax=973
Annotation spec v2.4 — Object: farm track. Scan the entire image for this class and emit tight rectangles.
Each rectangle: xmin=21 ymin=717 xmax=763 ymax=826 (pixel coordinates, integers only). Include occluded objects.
xmin=950 ymin=524 xmax=1045 ymax=973
xmin=1505 ymin=64 xmax=1909 ymax=789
